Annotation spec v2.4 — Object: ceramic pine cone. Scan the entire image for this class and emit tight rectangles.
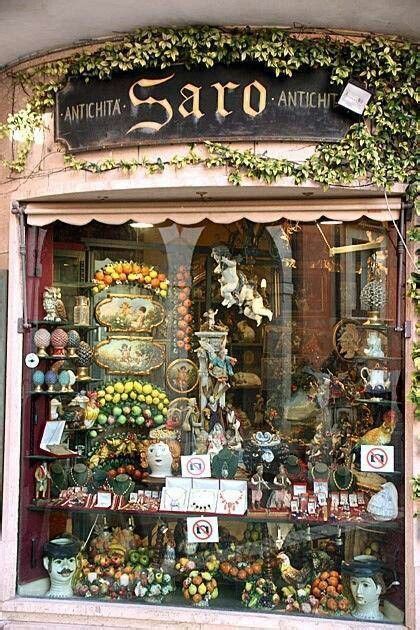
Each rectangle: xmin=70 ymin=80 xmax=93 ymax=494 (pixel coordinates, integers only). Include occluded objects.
xmin=77 ymin=341 xmax=93 ymax=367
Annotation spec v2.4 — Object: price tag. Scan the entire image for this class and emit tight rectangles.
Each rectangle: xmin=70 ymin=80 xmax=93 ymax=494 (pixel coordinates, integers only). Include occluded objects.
xmin=187 ymin=516 xmax=219 ymax=543
xmin=181 ymin=454 xmax=211 ymax=478
xmin=361 ymin=445 xmax=394 ymax=473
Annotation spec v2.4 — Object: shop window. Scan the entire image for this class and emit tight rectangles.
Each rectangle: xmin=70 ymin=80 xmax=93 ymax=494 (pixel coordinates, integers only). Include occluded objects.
xmin=18 ymin=218 xmax=404 ymax=622
xmin=0 ymin=269 xmax=7 ymax=529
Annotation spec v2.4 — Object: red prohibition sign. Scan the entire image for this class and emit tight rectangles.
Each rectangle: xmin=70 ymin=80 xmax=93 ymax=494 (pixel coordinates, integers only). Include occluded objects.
xmin=187 ymin=457 xmax=204 ymax=476
xmin=193 ymin=519 xmax=213 ymax=540
xmin=367 ymin=446 xmax=388 ymax=469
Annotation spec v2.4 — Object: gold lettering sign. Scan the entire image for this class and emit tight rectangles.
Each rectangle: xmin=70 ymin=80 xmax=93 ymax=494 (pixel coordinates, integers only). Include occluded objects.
xmin=211 ymin=81 xmax=239 ymax=117
xmin=178 ymin=83 xmax=204 ymax=119
xmin=127 ymin=75 xmax=174 ymax=133
xmin=243 ymin=80 xmax=267 ymax=117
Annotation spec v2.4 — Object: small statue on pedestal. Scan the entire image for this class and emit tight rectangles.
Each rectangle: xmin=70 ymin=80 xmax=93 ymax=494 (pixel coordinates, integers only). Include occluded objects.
xmin=34 ymin=462 xmax=51 ymax=500
xmin=250 ymin=464 xmax=270 ymax=510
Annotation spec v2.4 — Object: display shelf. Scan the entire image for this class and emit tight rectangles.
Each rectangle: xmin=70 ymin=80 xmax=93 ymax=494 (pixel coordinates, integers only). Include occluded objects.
xmin=28 ymin=390 xmax=75 ymax=397
xmin=25 ymin=454 xmax=83 ymax=462
xmin=27 ymin=503 xmax=403 ymax=529
xmin=30 ymin=320 xmax=97 ymax=331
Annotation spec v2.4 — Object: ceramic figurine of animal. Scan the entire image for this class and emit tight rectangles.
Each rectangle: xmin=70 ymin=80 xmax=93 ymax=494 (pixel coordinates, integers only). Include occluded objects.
xmin=43 ymin=287 xmax=68 ymax=322
xmin=357 ymin=409 xmax=398 ymax=446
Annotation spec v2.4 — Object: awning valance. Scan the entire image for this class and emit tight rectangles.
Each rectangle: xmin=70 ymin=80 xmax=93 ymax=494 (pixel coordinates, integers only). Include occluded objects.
xmin=24 ymin=198 xmax=401 ymax=227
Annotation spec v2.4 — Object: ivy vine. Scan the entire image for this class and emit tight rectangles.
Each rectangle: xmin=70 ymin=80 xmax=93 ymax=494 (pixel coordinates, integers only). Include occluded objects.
xmin=0 ymin=26 xmax=417 ymax=193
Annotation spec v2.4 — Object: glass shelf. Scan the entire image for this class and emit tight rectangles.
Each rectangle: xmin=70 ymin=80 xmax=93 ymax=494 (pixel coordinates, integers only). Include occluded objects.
xmin=25 ymin=454 xmax=83 ymax=462
xmin=28 ymin=503 xmax=403 ymax=529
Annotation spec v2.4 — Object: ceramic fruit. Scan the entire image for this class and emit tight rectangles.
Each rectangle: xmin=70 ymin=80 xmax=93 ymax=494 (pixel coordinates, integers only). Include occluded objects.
xmin=310 ymin=570 xmax=350 ymax=614
xmin=182 ymin=571 xmax=218 ymax=607
xmin=134 ymin=567 xmax=173 ymax=601
xmin=92 ymin=261 xmax=168 ymax=298
xmin=92 ymin=379 xmax=169 ymax=430
xmin=50 ymin=328 xmax=69 ymax=357
xmin=67 ymin=329 xmax=81 ymax=356
xmin=32 ymin=369 xmax=45 ymax=391
xmin=241 ymin=577 xmax=279 ymax=609
xmin=219 ymin=558 xmax=262 ymax=581
xmin=33 ymin=328 xmax=51 ymax=357
xmin=172 ymin=264 xmax=193 ymax=353
xmin=44 ymin=369 xmax=58 ymax=392
xmin=282 ymin=585 xmax=319 ymax=614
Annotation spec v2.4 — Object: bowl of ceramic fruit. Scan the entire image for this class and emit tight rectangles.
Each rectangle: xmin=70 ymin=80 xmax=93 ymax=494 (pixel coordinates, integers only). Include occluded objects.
xmin=310 ymin=570 xmax=350 ymax=615
xmin=182 ymin=570 xmax=218 ymax=607
xmin=241 ymin=577 xmax=280 ymax=609
xmin=134 ymin=567 xmax=174 ymax=603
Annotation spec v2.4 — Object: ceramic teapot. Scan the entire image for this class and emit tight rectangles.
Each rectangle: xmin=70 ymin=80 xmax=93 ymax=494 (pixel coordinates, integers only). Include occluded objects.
xmin=361 ymin=364 xmax=391 ymax=393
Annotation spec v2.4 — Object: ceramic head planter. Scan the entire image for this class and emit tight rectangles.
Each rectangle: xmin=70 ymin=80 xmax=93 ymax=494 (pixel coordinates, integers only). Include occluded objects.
xmin=147 ymin=441 xmax=173 ymax=478
xmin=43 ymin=535 xmax=81 ymax=598
xmin=342 ymin=557 xmax=386 ymax=621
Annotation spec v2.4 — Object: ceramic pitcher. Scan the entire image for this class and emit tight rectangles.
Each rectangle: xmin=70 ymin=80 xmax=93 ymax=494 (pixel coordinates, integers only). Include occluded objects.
xmin=361 ymin=365 xmax=391 ymax=391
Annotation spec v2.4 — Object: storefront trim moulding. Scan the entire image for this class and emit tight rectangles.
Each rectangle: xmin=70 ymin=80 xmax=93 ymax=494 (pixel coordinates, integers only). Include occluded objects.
xmin=24 ymin=197 xmax=401 ymax=227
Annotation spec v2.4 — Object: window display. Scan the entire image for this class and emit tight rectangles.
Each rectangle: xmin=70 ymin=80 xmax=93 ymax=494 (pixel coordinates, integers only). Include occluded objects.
xmin=18 ymin=218 xmax=404 ymax=622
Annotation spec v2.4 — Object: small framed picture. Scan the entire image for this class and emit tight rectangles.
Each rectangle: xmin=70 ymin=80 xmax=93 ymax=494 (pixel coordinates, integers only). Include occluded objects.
xmin=340 ymin=492 xmax=349 ymax=505
xmin=314 ymin=480 xmax=329 ymax=497
xmin=308 ymin=497 xmax=317 ymax=514
xmin=349 ymin=493 xmax=358 ymax=507
xmin=357 ymin=491 xmax=366 ymax=505
xmin=300 ymin=494 xmax=308 ymax=513
xmin=290 ymin=498 xmax=299 ymax=513
xmin=293 ymin=483 xmax=307 ymax=496
xmin=318 ymin=492 xmax=327 ymax=506
xmin=330 ymin=492 xmax=339 ymax=510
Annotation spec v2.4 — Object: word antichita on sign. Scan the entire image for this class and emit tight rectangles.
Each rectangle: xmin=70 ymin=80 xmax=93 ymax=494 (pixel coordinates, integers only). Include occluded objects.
xmin=55 ymin=65 xmax=351 ymax=151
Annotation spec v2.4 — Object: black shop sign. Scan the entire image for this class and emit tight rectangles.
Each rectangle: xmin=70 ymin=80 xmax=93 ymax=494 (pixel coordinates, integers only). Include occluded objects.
xmin=55 ymin=65 xmax=351 ymax=152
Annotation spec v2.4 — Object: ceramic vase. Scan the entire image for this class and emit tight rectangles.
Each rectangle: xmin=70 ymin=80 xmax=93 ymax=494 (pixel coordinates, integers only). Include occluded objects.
xmin=33 ymin=328 xmax=51 ymax=357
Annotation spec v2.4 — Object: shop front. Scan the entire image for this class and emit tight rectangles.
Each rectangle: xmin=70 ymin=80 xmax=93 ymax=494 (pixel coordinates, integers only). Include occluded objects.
xmin=0 ymin=27 xmax=417 ymax=630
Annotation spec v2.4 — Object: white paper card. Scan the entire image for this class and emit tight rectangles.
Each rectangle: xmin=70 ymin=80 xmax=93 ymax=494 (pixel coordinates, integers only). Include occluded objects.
xmin=181 ymin=454 xmax=211 ymax=478
xmin=165 ymin=477 xmax=192 ymax=490
xmin=187 ymin=516 xmax=219 ymax=543
xmin=96 ymin=492 xmax=112 ymax=508
xmin=192 ymin=478 xmax=219 ymax=490
xmin=40 ymin=421 xmax=76 ymax=455
xmin=361 ymin=445 xmax=394 ymax=473
xmin=188 ymin=488 xmax=218 ymax=512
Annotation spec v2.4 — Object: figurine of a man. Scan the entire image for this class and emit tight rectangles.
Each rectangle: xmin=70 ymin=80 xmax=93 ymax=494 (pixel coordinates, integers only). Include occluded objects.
xmin=35 ymin=462 xmax=51 ymax=500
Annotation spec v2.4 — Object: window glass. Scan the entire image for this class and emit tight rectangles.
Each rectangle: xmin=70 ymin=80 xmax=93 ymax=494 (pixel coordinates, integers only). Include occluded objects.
xmin=19 ymin=218 xmax=404 ymax=623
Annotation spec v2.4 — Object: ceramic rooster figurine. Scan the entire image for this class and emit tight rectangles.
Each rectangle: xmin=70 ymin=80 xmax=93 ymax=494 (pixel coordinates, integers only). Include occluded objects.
xmin=277 ymin=552 xmax=312 ymax=589
xmin=357 ymin=409 xmax=398 ymax=446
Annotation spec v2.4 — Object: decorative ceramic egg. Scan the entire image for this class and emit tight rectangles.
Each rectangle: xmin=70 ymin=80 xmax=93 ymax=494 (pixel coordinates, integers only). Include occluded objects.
xmin=67 ymin=369 xmax=77 ymax=391
xmin=50 ymin=328 xmax=69 ymax=357
xmin=58 ymin=370 xmax=70 ymax=392
xmin=44 ymin=369 xmax=58 ymax=392
xmin=32 ymin=370 xmax=45 ymax=391
xmin=33 ymin=328 xmax=51 ymax=357
xmin=67 ymin=329 xmax=81 ymax=356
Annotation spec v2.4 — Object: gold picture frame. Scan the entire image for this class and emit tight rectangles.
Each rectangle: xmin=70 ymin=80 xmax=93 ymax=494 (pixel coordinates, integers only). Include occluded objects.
xmin=94 ymin=294 xmax=164 ymax=333
xmin=166 ymin=359 xmax=199 ymax=394
xmin=94 ymin=335 xmax=165 ymax=375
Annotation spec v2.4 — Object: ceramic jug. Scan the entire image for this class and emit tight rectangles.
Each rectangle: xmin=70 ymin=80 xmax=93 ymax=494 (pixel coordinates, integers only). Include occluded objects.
xmin=361 ymin=365 xmax=391 ymax=392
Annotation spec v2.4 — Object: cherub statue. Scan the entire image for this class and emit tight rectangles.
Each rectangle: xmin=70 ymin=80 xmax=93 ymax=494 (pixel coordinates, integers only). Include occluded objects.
xmin=35 ymin=462 xmax=51 ymax=500
xmin=211 ymin=246 xmax=240 ymax=308
xmin=43 ymin=287 xmax=68 ymax=322
xmin=238 ymin=281 xmax=273 ymax=327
